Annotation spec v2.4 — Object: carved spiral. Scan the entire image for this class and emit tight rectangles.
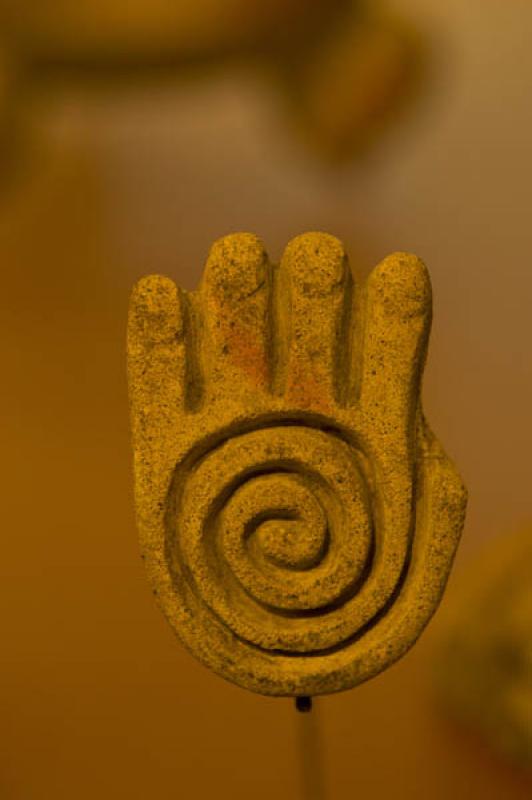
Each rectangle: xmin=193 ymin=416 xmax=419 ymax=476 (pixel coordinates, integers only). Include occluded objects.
xmin=169 ymin=424 xmax=404 ymax=654
xmin=129 ymin=237 xmax=467 ymax=694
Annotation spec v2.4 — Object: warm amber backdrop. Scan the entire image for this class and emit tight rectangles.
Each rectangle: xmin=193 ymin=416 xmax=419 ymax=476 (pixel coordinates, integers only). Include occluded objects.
xmin=1 ymin=1 xmax=531 ymax=797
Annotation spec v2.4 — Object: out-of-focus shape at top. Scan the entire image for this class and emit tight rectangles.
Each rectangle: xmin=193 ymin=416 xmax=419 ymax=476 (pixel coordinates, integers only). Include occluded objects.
xmin=434 ymin=529 xmax=532 ymax=770
xmin=0 ymin=0 xmax=424 ymax=163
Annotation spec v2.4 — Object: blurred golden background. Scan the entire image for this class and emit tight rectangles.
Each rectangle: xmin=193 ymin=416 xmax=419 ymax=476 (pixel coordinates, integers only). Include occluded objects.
xmin=1 ymin=1 xmax=531 ymax=798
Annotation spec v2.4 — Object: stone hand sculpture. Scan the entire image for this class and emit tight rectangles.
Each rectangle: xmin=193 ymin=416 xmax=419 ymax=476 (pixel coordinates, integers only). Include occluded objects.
xmin=127 ymin=232 xmax=466 ymax=697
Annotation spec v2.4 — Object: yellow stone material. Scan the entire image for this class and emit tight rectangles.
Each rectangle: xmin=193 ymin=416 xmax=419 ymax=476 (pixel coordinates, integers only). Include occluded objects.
xmin=127 ymin=232 xmax=467 ymax=696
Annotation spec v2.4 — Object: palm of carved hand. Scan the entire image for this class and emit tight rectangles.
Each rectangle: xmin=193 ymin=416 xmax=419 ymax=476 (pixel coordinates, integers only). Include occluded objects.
xmin=128 ymin=233 xmax=466 ymax=696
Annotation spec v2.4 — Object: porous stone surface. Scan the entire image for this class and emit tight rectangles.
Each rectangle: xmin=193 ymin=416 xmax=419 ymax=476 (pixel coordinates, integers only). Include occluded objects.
xmin=127 ymin=232 xmax=467 ymax=696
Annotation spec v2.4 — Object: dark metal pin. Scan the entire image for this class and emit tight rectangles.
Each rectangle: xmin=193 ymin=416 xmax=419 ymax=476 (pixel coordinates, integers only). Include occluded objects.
xmin=295 ymin=695 xmax=312 ymax=712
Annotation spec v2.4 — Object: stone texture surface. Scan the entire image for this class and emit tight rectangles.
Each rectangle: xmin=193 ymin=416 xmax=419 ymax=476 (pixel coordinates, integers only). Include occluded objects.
xmin=127 ymin=232 xmax=467 ymax=697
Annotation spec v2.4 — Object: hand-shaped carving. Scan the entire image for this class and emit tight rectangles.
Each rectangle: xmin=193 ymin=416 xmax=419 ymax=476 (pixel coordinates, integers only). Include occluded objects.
xmin=127 ymin=232 xmax=467 ymax=696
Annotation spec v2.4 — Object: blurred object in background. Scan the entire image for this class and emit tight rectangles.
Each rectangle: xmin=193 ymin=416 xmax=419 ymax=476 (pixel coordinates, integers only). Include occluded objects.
xmin=0 ymin=41 xmax=8 ymax=110
xmin=0 ymin=0 xmax=424 ymax=164
xmin=0 ymin=37 xmax=18 ymax=175
xmin=276 ymin=5 xmax=423 ymax=160
xmin=434 ymin=530 xmax=532 ymax=770
xmin=1 ymin=0 xmax=340 ymax=60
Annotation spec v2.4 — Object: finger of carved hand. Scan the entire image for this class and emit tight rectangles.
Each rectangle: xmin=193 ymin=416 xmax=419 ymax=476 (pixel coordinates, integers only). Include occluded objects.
xmin=359 ymin=252 xmax=431 ymax=422
xmin=200 ymin=233 xmax=270 ymax=396
xmin=127 ymin=274 xmax=186 ymax=446
xmin=278 ymin=232 xmax=352 ymax=409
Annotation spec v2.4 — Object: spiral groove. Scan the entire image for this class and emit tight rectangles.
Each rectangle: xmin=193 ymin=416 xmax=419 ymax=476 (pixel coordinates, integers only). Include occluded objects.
xmin=170 ymin=425 xmax=402 ymax=654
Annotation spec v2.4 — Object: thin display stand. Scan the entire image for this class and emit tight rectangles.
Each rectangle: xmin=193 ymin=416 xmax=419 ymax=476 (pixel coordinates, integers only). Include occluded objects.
xmin=296 ymin=696 xmax=313 ymax=713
